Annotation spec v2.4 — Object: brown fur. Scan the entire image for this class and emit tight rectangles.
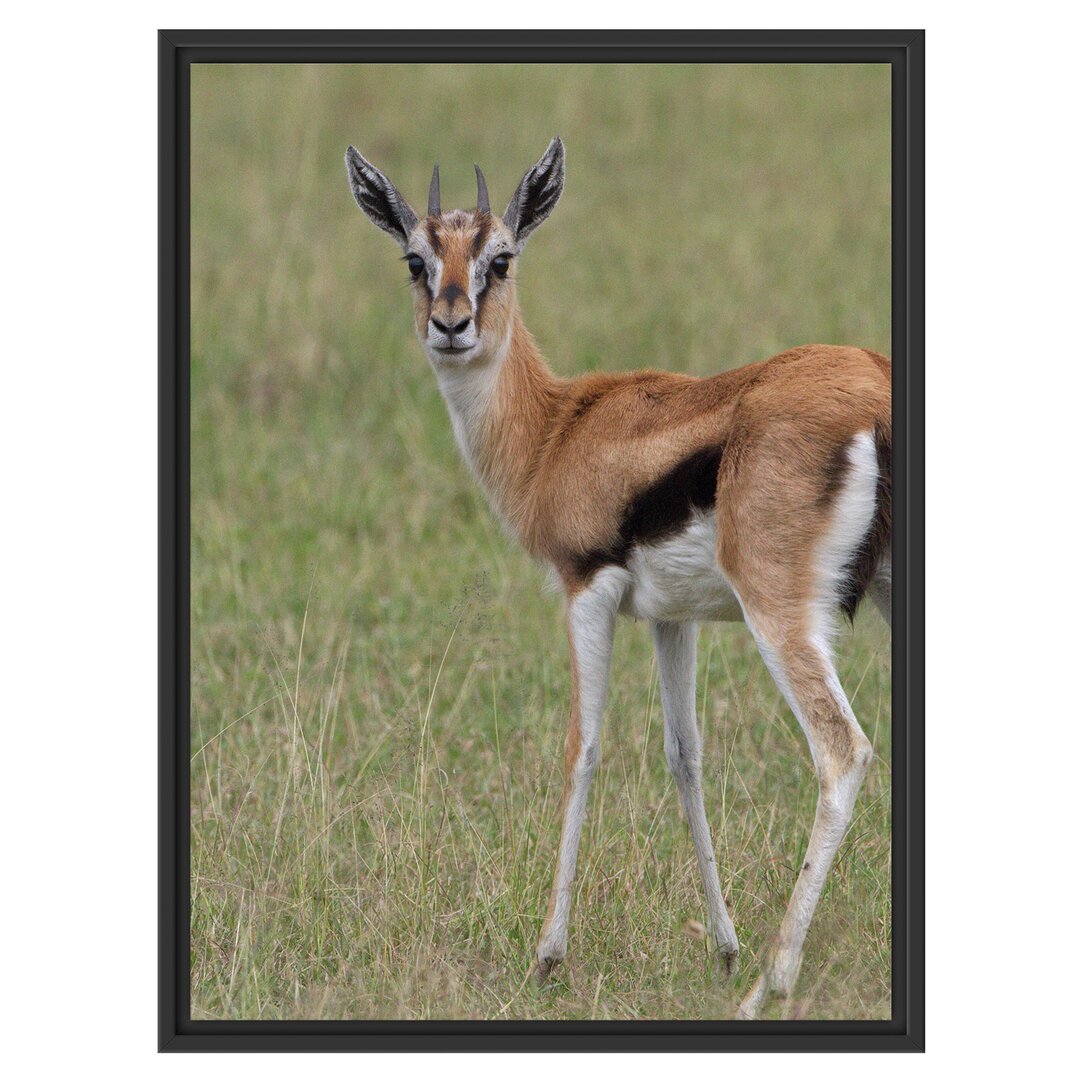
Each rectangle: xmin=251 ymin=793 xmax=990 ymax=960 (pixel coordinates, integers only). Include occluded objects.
xmin=354 ymin=187 xmax=892 ymax=1009
xmin=412 ymin=212 xmax=891 ymax=625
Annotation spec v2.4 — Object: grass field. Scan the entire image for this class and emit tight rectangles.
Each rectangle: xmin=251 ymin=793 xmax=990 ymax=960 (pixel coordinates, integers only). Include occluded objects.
xmin=189 ymin=62 xmax=892 ymax=1021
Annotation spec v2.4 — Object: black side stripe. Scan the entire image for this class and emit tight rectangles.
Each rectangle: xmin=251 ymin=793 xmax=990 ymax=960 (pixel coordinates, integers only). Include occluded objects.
xmin=571 ymin=446 xmax=724 ymax=579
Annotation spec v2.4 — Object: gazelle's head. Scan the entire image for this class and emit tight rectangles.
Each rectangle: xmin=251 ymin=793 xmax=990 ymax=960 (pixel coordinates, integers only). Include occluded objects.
xmin=345 ymin=137 xmax=565 ymax=368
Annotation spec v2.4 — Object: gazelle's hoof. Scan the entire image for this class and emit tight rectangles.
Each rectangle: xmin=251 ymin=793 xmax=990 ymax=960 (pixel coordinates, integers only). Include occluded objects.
xmin=712 ymin=944 xmax=739 ymax=981
xmin=534 ymin=954 xmax=561 ymax=986
xmin=721 ymin=948 xmax=739 ymax=978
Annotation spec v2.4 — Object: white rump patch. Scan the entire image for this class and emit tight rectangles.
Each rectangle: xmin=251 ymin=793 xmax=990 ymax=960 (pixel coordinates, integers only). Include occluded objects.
xmin=810 ymin=429 xmax=879 ymax=651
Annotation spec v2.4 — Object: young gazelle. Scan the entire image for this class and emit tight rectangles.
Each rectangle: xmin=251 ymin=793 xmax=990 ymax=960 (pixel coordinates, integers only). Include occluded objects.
xmin=345 ymin=137 xmax=891 ymax=1018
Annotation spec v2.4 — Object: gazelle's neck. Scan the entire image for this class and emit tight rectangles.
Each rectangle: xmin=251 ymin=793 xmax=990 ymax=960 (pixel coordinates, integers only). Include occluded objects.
xmin=432 ymin=310 xmax=562 ymax=538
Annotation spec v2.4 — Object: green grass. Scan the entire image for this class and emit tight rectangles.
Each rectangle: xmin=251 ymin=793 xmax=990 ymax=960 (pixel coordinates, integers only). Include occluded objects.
xmin=190 ymin=62 xmax=892 ymax=1021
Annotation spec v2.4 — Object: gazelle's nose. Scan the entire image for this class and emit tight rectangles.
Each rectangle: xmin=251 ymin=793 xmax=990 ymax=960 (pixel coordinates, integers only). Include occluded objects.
xmin=431 ymin=316 xmax=472 ymax=336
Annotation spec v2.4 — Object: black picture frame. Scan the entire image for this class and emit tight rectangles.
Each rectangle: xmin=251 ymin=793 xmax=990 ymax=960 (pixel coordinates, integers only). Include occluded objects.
xmin=160 ymin=28 xmax=924 ymax=1052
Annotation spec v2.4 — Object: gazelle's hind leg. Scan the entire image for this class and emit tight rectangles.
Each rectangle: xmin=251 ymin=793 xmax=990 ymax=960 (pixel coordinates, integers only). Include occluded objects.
xmin=734 ymin=626 xmax=872 ymax=1019
xmin=715 ymin=427 xmax=885 ymax=1018
xmin=652 ymin=621 xmax=739 ymax=973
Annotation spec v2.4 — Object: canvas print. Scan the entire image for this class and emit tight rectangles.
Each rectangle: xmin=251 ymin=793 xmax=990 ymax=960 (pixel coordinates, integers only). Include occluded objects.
xmin=190 ymin=62 xmax=892 ymax=1021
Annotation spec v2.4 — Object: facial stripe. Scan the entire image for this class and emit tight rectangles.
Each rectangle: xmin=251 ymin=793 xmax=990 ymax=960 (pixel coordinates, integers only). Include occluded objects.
xmin=469 ymin=214 xmax=492 ymax=258
xmin=475 ymin=280 xmax=490 ymax=324
xmin=424 ymin=219 xmax=443 ymax=255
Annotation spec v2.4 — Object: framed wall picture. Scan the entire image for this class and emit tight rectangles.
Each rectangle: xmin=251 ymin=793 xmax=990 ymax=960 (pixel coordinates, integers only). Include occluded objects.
xmin=160 ymin=28 xmax=924 ymax=1051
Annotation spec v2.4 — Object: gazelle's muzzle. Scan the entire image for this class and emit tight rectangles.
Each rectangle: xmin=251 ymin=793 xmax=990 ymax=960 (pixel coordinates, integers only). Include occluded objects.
xmin=428 ymin=284 xmax=477 ymax=354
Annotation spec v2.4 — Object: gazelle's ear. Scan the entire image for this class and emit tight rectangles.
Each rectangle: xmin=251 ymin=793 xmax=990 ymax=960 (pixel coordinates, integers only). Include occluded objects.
xmin=345 ymin=146 xmax=418 ymax=247
xmin=503 ymin=137 xmax=565 ymax=245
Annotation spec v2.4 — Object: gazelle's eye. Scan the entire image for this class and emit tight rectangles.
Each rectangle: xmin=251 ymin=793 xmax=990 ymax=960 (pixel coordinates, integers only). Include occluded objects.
xmin=406 ymin=255 xmax=425 ymax=278
xmin=490 ymin=255 xmax=510 ymax=278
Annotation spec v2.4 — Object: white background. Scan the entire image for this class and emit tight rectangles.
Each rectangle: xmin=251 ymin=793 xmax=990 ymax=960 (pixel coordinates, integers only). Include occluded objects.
xmin=3 ymin=3 xmax=1077 ymax=1074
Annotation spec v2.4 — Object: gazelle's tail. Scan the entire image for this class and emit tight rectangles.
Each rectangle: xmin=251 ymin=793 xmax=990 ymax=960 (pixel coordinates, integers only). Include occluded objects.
xmin=838 ymin=420 xmax=892 ymax=622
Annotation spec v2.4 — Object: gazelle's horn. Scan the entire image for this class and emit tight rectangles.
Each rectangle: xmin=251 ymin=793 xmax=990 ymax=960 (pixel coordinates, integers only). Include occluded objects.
xmin=475 ymin=164 xmax=490 ymax=213
xmin=427 ymin=163 xmax=441 ymax=217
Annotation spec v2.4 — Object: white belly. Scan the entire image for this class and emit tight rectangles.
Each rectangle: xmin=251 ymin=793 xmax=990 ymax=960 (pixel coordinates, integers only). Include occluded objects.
xmin=618 ymin=512 xmax=744 ymax=623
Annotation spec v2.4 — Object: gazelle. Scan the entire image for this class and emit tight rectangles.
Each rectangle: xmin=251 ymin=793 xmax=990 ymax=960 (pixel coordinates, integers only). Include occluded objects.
xmin=345 ymin=137 xmax=891 ymax=1019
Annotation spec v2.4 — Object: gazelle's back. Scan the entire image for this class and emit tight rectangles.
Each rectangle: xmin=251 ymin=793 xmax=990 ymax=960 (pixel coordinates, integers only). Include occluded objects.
xmin=530 ymin=344 xmax=890 ymax=613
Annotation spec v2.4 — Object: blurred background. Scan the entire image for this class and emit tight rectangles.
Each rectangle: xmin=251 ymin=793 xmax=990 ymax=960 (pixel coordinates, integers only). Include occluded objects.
xmin=190 ymin=63 xmax=891 ymax=1021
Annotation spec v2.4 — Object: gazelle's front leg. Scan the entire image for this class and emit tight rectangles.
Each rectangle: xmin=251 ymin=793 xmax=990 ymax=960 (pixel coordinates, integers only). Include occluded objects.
xmin=652 ymin=621 xmax=739 ymax=973
xmin=535 ymin=571 xmax=623 ymax=983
